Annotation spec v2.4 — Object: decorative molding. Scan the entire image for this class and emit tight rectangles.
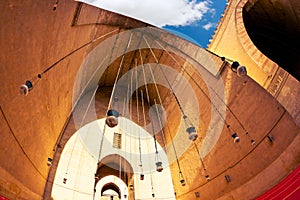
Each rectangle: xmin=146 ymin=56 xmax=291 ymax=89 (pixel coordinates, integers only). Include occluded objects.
xmin=267 ymin=67 xmax=289 ymax=97
xmin=235 ymin=0 xmax=279 ymax=75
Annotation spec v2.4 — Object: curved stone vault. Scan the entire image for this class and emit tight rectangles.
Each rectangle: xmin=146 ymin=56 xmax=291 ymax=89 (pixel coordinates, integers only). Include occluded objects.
xmin=0 ymin=0 xmax=299 ymax=200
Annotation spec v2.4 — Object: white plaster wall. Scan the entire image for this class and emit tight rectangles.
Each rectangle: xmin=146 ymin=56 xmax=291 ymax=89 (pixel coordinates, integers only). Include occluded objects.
xmin=52 ymin=118 xmax=175 ymax=200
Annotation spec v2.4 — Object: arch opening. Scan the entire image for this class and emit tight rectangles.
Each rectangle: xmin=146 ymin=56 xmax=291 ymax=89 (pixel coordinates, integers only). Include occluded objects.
xmin=243 ymin=0 xmax=300 ymax=80
xmin=51 ymin=118 xmax=176 ymax=200
xmin=101 ymin=183 xmax=121 ymax=198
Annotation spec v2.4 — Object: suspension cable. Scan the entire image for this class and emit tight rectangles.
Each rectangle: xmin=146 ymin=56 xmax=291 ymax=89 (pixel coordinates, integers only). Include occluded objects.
xmin=66 ymin=85 xmax=99 ymax=177
xmin=136 ymin=68 xmax=143 ymax=170
xmin=107 ymin=32 xmax=132 ymax=110
xmin=154 ymin=39 xmax=253 ymax=140
xmin=153 ymin=99 xmax=167 ymax=152
xmin=138 ymin=48 xmax=160 ymax=157
xmin=143 ymin=36 xmax=186 ymax=117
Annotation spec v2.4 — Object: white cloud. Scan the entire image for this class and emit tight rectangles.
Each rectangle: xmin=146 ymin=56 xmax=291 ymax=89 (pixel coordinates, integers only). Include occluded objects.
xmin=79 ymin=0 xmax=214 ymax=27
xmin=202 ymin=22 xmax=216 ymax=30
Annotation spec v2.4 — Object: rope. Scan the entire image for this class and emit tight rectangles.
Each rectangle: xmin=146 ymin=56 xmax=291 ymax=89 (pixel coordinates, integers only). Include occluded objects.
xmin=146 ymin=134 xmax=155 ymax=197
xmin=165 ymin=117 xmax=184 ymax=177
xmin=136 ymin=70 xmax=143 ymax=170
xmin=129 ymin=70 xmax=133 ymax=175
xmin=107 ymin=32 xmax=133 ymax=110
xmin=97 ymin=31 xmax=133 ymax=167
xmin=143 ymin=36 xmax=187 ymax=118
xmin=193 ymin=142 xmax=206 ymax=171
xmin=154 ymin=39 xmax=254 ymax=141
xmin=66 ymin=85 xmax=99 ymax=176
xmin=37 ymin=29 xmax=118 ymax=79
xmin=138 ymin=48 xmax=160 ymax=159
xmin=73 ymin=122 xmax=93 ymax=199
xmin=153 ymin=99 xmax=167 ymax=152
xmin=139 ymin=49 xmax=150 ymax=104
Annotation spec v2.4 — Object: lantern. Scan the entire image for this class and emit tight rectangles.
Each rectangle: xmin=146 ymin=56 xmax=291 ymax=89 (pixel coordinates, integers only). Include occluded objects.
xmin=47 ymin=158 xmax=53 ymax=166
xmin=20 ymin=80 xmax=33 ymax=96
xmin=105 ymin=109 xmax=119 ymax=128
xmin=231 ymin=133 xmax=240 ymax=143
xmin=156 ymin=161 xmax=163 ymax=172
xmin=180 ymin=179 xmax=186 ymax=186
xmin=186 ymin=126 xmax=198 ymax=141
xmin=140 ymin=174 xmax=144 ymax=180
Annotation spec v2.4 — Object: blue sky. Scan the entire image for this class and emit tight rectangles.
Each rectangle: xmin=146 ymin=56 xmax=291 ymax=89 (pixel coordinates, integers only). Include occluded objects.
xmin=80 ymin=0 xmax=227 ymax=47
xmin=163 ymin=1 xmax=227 ymax=47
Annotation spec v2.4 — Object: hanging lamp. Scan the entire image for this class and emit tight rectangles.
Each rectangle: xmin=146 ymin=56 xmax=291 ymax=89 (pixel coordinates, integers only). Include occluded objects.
xmin=152 ymin=100 xmax=167 ymax=173
xmin=105 ymin=109 xmax=119 ymax=128
xmin=179 ymin=171 xmax=186 ymax=186
xmin=186 ymin=126 xmax=197 ymax=141
xmin=139 ymin=56 xmax=164 ymax=173
xmin=105 ymin=95 xmax=120 ymax=128
xmin=155 ymin=160 xmax=163 ymax=172
xmin=94 ymin=173 xmax=99 ymax=181
xmin=225 ymin=175 xmax=231 ymax=182
xmin=154 ymin=42 xmax=252 ymax=144
xmin=140 ymin=90 xmax=149 ymax=180
xmin=180 ymin=178 xmax=186 ymax=186
xmin=105 ymin=51 xmax=128 ymax=128
xmin=226 ymin=125 xmax=240 ymax=143
xmin=145 ymin=57 xmax=169 ymax=173
xmin=154 ymin=138 xmax=163 ymax=172
xmin=140 ymin=173 xmax=144 ymax=180
xmin=20 ymin=73 xmax=42 ymax=96
xmin=184 ymin=115 xmax=198 ymax=141
xmin=47 ymin=157 xmax=53 ymax=166
xmin=205 ymin=175 xmax=210 ymax=181
xmin=194 ymin=142 xmax=210 ymax=181
xmin=106 ymin=34 xmax=133 ymax=128
xmin=231 ymin=61 xmax=247 ymax=77
xmin=153 ymin=129 xmax=163 ymax=172
xmin=134 ymin=71 xmax=144 ymax=181
xmin=20 ymin=80 xmax=33 ymax=96
xmin=142 ymin=39 xmax=199 ymax=141
xmin=154 ymin=139 xmax=163 ymax=172
xmin=166 ymin=112 xmax=187 ymax=187
xmin=129 ymin=184 xmax=134 ymax=190
xmin=231 ymin=133 xmax=240 ymax=143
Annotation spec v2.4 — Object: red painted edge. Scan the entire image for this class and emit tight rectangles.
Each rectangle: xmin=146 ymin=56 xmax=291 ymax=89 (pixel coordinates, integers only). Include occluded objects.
xmin=256 ymin=165 xmax=300 ymax=200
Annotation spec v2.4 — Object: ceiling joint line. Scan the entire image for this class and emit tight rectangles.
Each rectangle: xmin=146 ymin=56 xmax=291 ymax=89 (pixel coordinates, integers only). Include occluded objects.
xmin=38 ymin=28 xmax=118 ymax=79
xmin=176 ymin=109 xmax=287 ymax=197
xmin=0 ymin=105 xmax=47 ymax=180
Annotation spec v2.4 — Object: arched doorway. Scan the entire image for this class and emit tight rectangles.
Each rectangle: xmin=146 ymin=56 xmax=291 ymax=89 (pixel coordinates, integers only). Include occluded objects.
xmin=51 ymin=118 xmax=175 ymax=200
xmin=94 ymin=175 xmax=127 ymax=200
xmin=101 ymin=183 xmax=121 ymax=199
xmin=94 ymin=154 xmax=134 ymax=200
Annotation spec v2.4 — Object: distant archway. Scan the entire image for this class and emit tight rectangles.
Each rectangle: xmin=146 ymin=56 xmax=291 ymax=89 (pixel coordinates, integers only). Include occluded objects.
xmin=95 ymin=175 xmax=128 ymax=200
xmin=96 ymin=154 xmax=134 ymax=186
xmin=51 ymin=118 xmax=175 ymax=200
xmin=101 ymin=183 xmax=121 ymax=198
xmin=95 ymin=154 xmax=134 ymax=200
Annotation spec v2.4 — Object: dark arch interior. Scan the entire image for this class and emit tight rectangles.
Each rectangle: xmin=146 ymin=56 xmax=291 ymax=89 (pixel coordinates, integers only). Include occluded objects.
xmin=101 ymin=183 xmax=121 ymax=198
xmin=95 ymin=154 xmax=134 ymax=187
xmin=95 ymin=154 xmax=135 ymax=199
xmin=243 ymin=0 xmax=300 ymax=80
